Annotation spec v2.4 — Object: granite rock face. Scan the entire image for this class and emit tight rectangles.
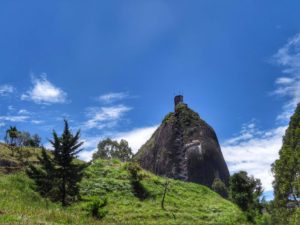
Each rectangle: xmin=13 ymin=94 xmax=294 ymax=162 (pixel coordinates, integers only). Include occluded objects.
xmin=135 ymin=96 xmax=230 ymax=187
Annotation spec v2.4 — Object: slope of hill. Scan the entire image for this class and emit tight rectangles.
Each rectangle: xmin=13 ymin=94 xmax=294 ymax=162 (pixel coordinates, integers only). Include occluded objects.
xmin=0 ymin=143 xmax=41 ymax=173
xmin=0 ymin=144 xmax=249 ymax=225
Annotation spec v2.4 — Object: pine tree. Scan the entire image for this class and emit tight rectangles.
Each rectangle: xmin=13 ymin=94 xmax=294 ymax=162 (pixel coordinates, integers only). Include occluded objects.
xmin=27 ymin=148 xmax=56 ymax=199
xmin=27 ymin=120 xmax=86 ymax=206
xmin=272 ymin=104 xmax=300 ymax=208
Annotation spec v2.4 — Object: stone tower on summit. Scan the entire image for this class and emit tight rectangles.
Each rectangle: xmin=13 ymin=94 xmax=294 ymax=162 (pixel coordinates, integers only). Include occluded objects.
xmin=135 ymin=96 xmax=230 ymax=187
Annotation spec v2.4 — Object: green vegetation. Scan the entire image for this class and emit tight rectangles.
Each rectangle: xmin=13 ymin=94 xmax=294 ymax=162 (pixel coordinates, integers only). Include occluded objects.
xmin=229 ymin=171 xmax=263 ymax=223
xmin=2 ymin=103 xmax=300 ymax=225
xmin=212 ymin=178 xmax=228 ymax=199
xmin=5 ymin=126 xmax=41 ymax=148
xmin=0 ymin=172 xmax=99 ymax=225
xmin=81 ymin=159 xmax=250 ymax=225
xmin=0 ymin=143 xmax=249 ymax=224
xmin=93 ymin=138 xmax=133 ymax=162
xmin=271 ymin=103 xmax=300 ymax=224
xmin=162 ymin=112 xmax=175 ymax=124
xmin=27 ymin=120 xmax=86 ymax=206
xmin=0 ymin=142 xmax=42 ymax=173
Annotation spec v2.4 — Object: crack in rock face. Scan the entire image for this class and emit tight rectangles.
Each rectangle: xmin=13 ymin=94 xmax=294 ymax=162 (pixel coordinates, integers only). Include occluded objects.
xmin=135 ymin=96 xmax=230 ymax=188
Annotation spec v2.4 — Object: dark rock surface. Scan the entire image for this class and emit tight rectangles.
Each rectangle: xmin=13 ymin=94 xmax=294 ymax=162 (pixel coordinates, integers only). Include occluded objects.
xmin=135 ymin=96 xmax=230 ymax=187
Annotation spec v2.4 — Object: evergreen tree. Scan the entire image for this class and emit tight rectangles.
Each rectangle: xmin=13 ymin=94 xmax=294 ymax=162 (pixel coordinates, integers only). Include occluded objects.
xmin=27 ymin=120 xmax=86 ymax=206
xmin=27 ymin=148 xmax=56 ymax=199
xmin=272 ymin=104 xmax=300 ymax=208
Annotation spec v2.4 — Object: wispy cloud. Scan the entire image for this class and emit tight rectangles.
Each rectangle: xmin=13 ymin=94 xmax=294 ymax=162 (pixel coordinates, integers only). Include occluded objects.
xmin=272 ymin=33 xmax=300 ymax=121
xmin=222 ymin=122 xmax=286 ymax=192
xmin=84 ymin=105 xmax=132 ymax=129
xmin=18 ymin=109 xmax=31 ymax=115
xmin=222 ymin=33 xmax=300 ymax=193
xmin=0 ymin=115 xmax=29 ymax=122
xmin=21 ymin=74 xmax=67 ymax=104
xmin=31 ymin=120 xmax=44 ymax=125
xmin=98 ymin=92 xmax=129 ymax=104
xmin=0 ymin=84 xmax=14 ymax=96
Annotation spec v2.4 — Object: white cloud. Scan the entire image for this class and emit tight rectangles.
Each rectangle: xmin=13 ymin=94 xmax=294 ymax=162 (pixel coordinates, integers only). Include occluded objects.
xmin=84 ymin=105 xmax=132 ymax=129
xmin=18 ymin=109 xmax=30 ymax=115
xmin=222 ymin=123 xmax=286 ymax=192
xmin=221 ymin=33 xmax=300 ymax=193
xmin=8 ymin=105 xmax=14 ymax=111
xmin=31 ymin=120 xmax=44 ymax=124
xmin=0 ymin=122 xmax=5 ymax=127
xmin=78 ymin=125 xmax=158 ymax=161
xmin=0 ymin=85 xmax=14 ymax=96
xmin=21 ymin=74 xmax=67 ymax=104
xmin=114 ymin=125 xmax=158 ymax=153
xmin=0 ymin=115 xmax=29 ymax=122
xmin=272 ymin=33 xmax=300 ymax=121
xmin=98 ymin=92 xmax=129 ymax=103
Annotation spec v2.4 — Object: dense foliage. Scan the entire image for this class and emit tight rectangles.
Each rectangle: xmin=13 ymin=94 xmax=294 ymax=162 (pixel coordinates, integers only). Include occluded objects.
xmin=212 ymin=177 xmax=228 ymax=198
xmin=27 ymin=120 xmax=86 ymax=206
xmin=229 ymin=171 xmax=263 ymax=222
xmin=92 ymin=138 xmax=133 ymax=162
xmin=271 ymin=104 xmax=300 ymax=224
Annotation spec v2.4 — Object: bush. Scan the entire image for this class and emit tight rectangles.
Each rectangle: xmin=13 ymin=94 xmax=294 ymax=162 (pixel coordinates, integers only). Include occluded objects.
xmin=84 ymin=196 xmax=108 ymax=219
xmin=254 ymin=213 xmax=271 ymax=225
xmin=212 ymin=178 xmax=228 ymax=198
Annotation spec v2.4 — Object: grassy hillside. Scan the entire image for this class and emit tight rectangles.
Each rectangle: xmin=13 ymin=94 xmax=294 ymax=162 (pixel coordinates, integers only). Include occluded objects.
xmin=0 ymin=143 xmax=41 ymax=173
xmin=80 ymin=160 xmax=249 ymax=225
xmin=0 ymin=144 xmax=250 ymax=225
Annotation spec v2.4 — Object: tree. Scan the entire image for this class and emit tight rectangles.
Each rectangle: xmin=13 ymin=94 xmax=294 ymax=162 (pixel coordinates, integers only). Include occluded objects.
xmin=111 ymin=139 xmax=133 ymax=162
xmin=18 ymin=131 xmax=31 ymax=146
xmin=18 ymin=132 xmax=41 ymax=147
xmin=229 ymin=171 xmax=263 ymax=221
xmin=4 ymin=126 xmax=20 ymax=155
xmin=212 ymin=178 xmax=228 ymax=198
xmin=4 ymin=127 xmax=41 ymax=148
xmin=92 ymin=138 xmax=133 ymax=162
xmin=27 ymin=120 xmax=86 ymax=206
xmin=27 ymin=148 xmax=56 ymax=199
xmin=272 ymin=103 xmax=300 ymax=208
xmin=5 ymin=126 xmax=19 ymax=146
xmin=31 ymin=134 xmax=41 ymax=147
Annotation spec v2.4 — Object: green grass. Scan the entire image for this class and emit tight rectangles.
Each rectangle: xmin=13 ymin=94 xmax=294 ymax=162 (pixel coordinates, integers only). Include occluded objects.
xmin=79 ymin=160 xmax=249 ymax=225
xmin=0 ymin=173 xmax=102 ymax=225
xmin=0 ymin=144 xmax=250 ymax=225
xmin=0 ymin=143 xmax=42 ymax=173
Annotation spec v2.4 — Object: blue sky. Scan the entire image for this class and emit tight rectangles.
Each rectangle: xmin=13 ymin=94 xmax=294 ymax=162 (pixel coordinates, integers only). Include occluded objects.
xmin=1 ymin=1 xmax=300 ymax=198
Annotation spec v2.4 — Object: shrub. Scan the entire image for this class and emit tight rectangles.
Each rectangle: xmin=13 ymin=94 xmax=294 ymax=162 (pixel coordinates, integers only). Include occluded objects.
xmin=212 ymin=178 xmax=228 ymax=198
xmin=84 ymin=196 xmax=108 ymax=219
